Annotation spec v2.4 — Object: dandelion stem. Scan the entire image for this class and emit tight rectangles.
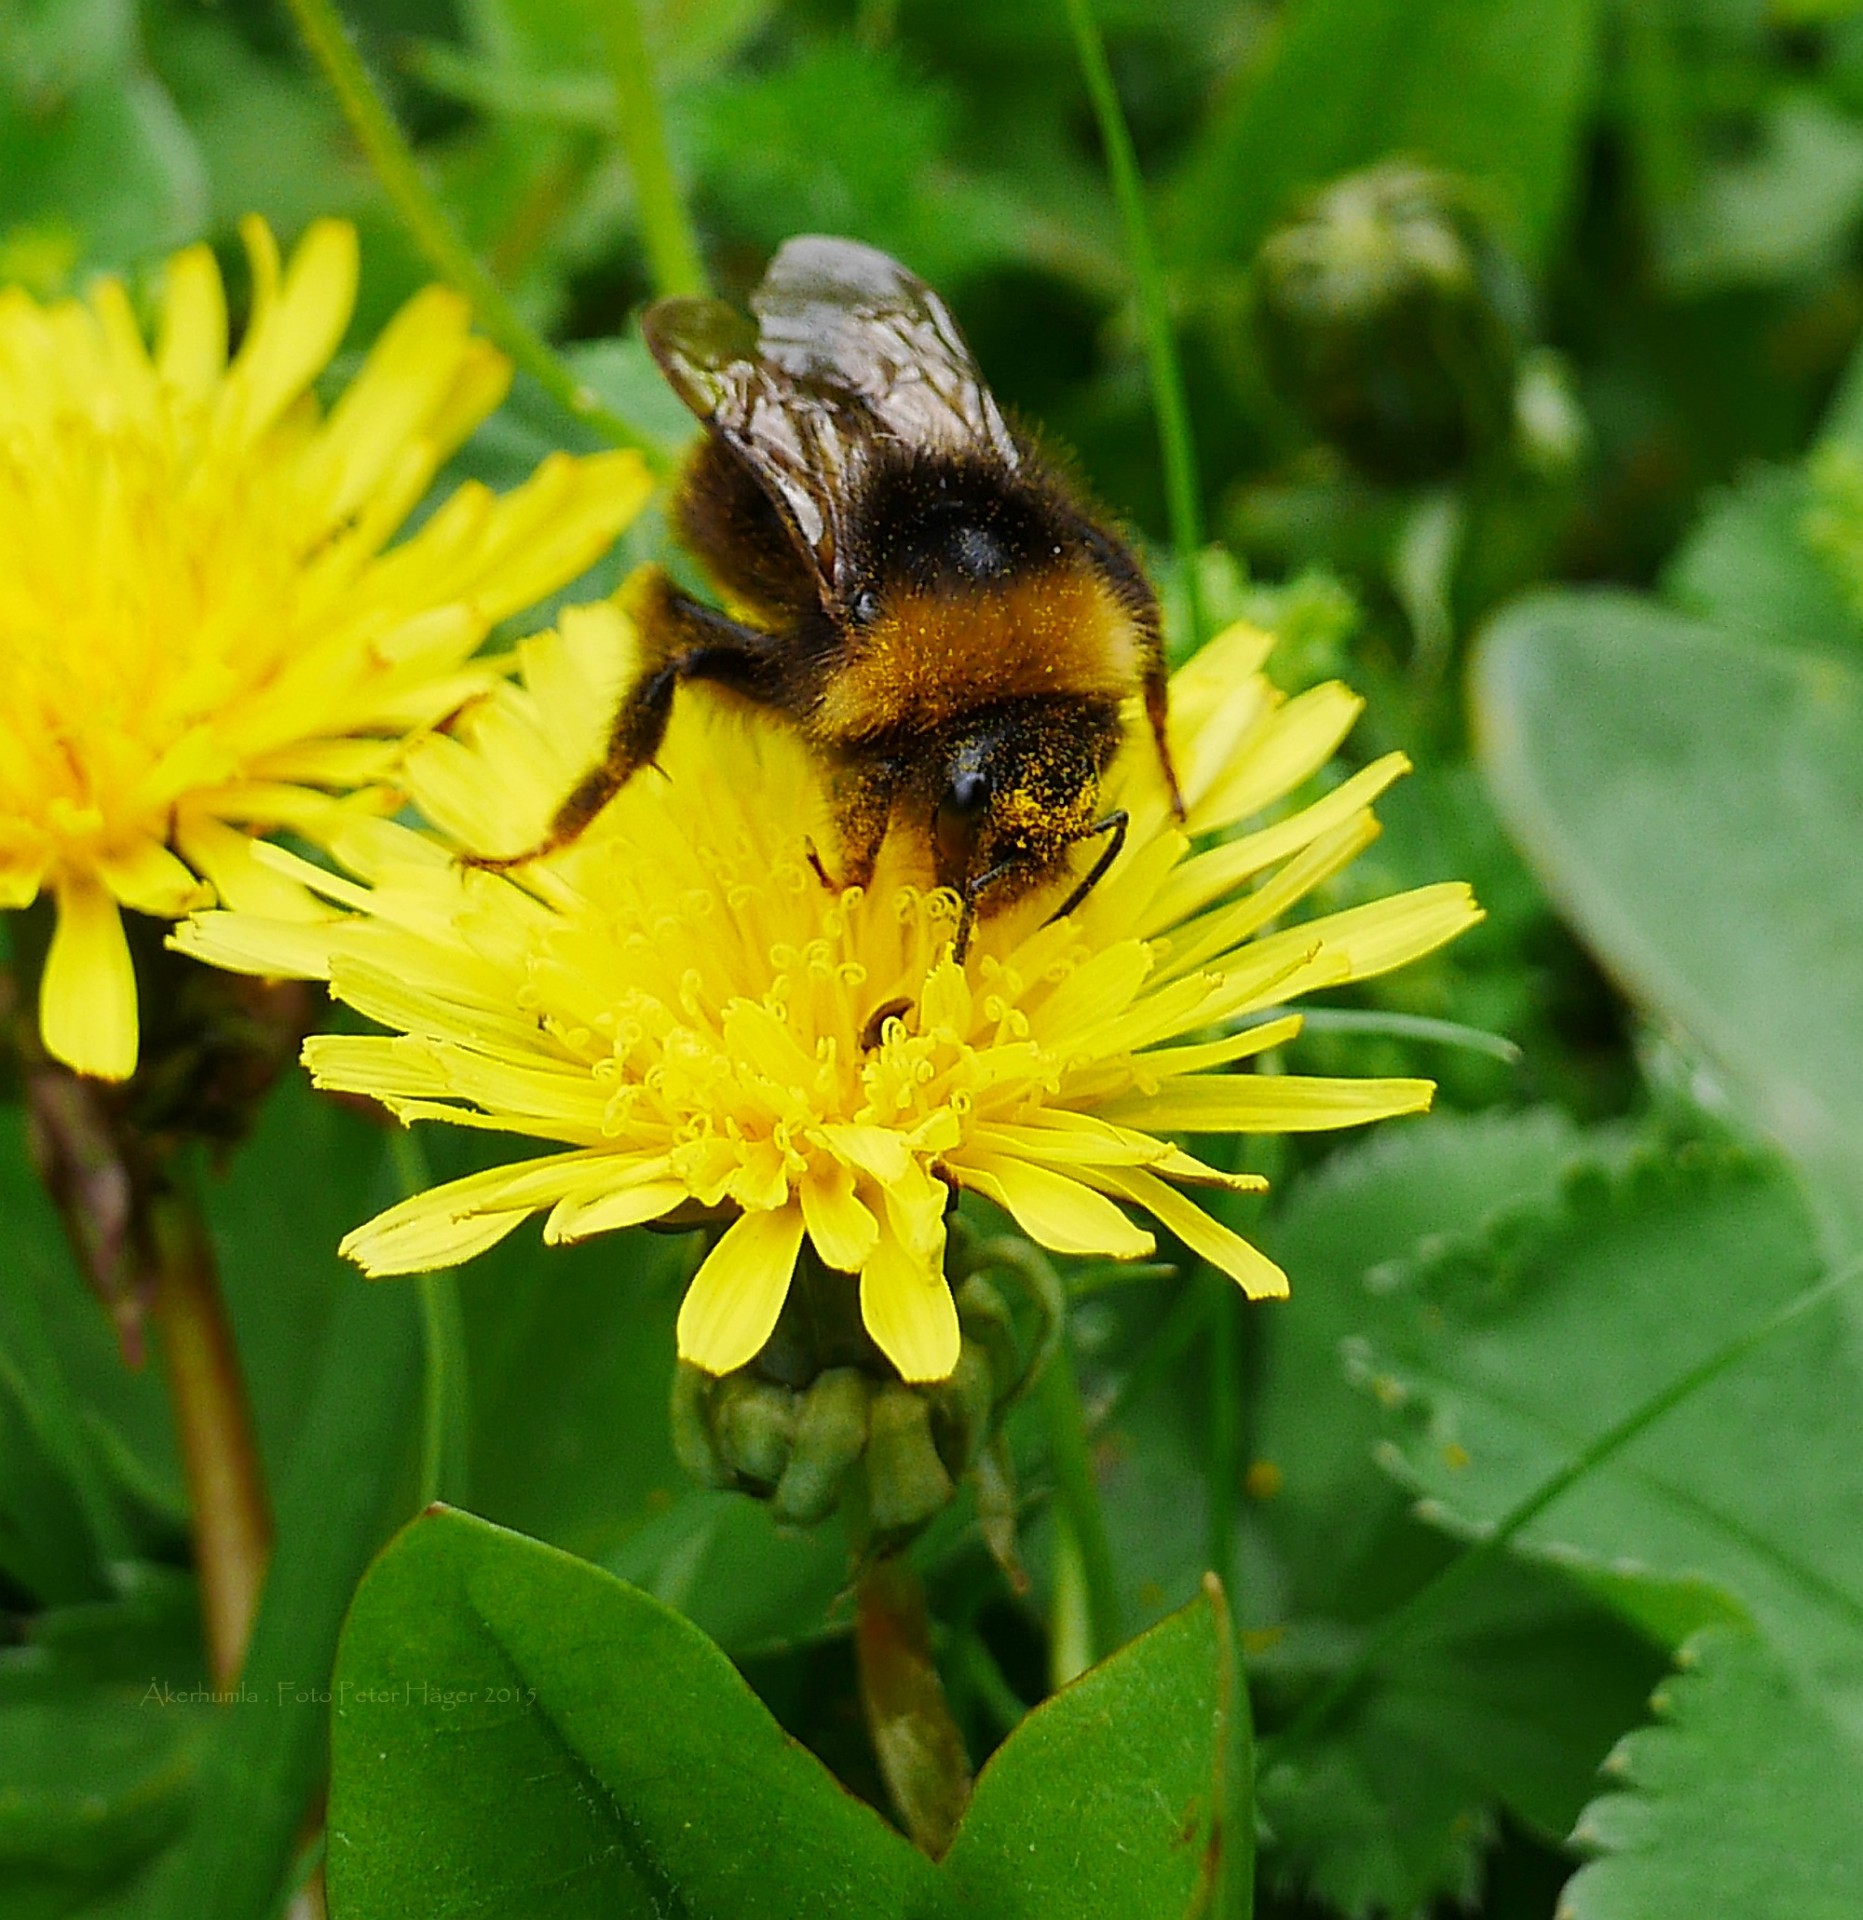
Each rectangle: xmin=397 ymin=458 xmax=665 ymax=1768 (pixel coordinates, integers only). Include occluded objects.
xmin=149 ymin=1178 xmax=273 ymax=1689
xmin=600 ymin=0 xmax=708 ymax=300
xmin=1036 ymin=1325 xmax=1123 ymax=1666
xmin=389 ymin=1129 xmax=470 ymax=1509
xmin=1203 ymin=1273 xmax=1241 ymax=1587
xmin=1261 ymin=1254 xmax=1863 ymax=1766
xmin=957 ymin=1630 xmax=1029 ymax=1735
xmin=281 ymin=0 xmax=662 ymax=459
xmin=855 ymin=1555 xmax=972 ymax=1856
xmin=1061 ymin=0 xmax=1207 ymax=648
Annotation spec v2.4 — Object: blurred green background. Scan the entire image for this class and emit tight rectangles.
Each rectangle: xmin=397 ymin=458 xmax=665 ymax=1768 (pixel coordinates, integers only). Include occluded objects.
xmin=7 ymin=1 xmax=1863 ymax=1917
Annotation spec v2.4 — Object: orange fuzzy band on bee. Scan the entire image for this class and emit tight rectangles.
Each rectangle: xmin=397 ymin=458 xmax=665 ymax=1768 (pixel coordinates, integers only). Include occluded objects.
xmin=809 ymin=565 xmax=1147 ymax=744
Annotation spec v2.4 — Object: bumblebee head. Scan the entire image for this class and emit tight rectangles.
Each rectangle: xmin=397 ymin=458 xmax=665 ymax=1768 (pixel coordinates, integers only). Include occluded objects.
xmin=928 ymin=700 xmax=1125 ymax=938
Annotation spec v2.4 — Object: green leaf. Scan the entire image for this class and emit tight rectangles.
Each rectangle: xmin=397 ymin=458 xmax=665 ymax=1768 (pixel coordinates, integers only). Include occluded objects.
xmin=1257 ymin=1107 xmax=1612 ymax=1614
xmin=1353 ymin=1146 xmax=1863 ymax=1698
xmin=1564 ymin=1625 xmax=1863 ymax=1920
xmin=0 ymin=1569 xmax=210 ymax=1916
xmin=330 ymin=1508 xmax=1250 ymax=1919
xmin=452 ymin=1217 xmax=687 ymax=1558
xmin=1247 ymin=1114 xmax=1653 ymax=1918
xmin=687 ymin=42 xmax=996 ymax=287
xmin=1259 ymin=1556 xmax=1659 ymax=1920
xmin=1662 ymin=464 xmax=1863 ymax=657
xmin=0 ymin=69 xmax=205 ymax=267
xmin=0 ymin=0 xmax=134 ymax=108
xmin=1475 ymin=592 xmax=1863 ymax=1252
xmin=326 ymin=1506 xmax=934 ymax=1919
xmin=145 ymin=5 xmax=359 ymax=241
xmin=1656 ymin=92 xmax=1863 ymax=293
xmin=145 ymin=1263 xmax=425 ymax=1920
xmin=0 ymin=1078 xmax=398 ymax=1598
xmin=940 ymin=1576 xmax=1247 ymax=1919
xmin=600 ymin=1489 xmax=853 ymax=1658
xmin=1167 ymin=0 xmax=1601 ymax=272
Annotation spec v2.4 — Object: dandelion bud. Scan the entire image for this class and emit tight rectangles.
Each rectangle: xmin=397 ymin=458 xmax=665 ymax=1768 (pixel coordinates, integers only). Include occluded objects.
xmin=864 ymin=1387 xmax=956 ymax=1538
xmin=772 ymin=1370 xmax=873 ymax=1527
xmin=1255 ymin=161 xmax=1530 ymax=483
xmin=712 ymin=1374 xmax=799 ymax=1487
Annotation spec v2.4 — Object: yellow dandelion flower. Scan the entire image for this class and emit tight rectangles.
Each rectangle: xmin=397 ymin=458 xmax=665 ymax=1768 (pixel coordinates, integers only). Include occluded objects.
xmin=177 ymin=598 xmax=1480 ymax=1383
xmin=0 ymin=216 xmax=652 ymax=1081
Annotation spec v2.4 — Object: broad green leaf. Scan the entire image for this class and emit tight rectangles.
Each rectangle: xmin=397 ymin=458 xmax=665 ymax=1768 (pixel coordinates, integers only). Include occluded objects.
xmin=1564 ymin=1626 xmax=1863 ymax=1920
xmin=329 ymin=1508 xmax=1250 ymax=1920
xmin=1167 ymin=0 xmax=1601 ymax=271
xmin=1248 ymin=1113 xmax=1653 ymax=1917
xmin=146 ymin=1267 xmax=425 ymax=1920
xmin=1353 ymin=1146 xmax=1863 ymax=1701
xmin=326 ymin=1506 xmax=934 ymax=1919
xmin=1475 ymin=593 xmax=1863 ymax=1252
xmin=940 ymin=1578 xmax=1248 ymax=1920
xmin=1257 ymin=1107 xmax=1611 ymax=1614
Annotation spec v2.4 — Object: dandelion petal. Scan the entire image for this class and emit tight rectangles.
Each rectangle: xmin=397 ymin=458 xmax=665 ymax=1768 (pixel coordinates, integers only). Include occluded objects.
xmin=677 ymin=1206 xmax=806 ymax=1376
xmin=957 ymin=1154 xmax=1156 ymax=1259
xmin=860 ymin=1229 xmax=961 ymax=1384
xmin=42 ymin=877 xmax=138 ymax=1081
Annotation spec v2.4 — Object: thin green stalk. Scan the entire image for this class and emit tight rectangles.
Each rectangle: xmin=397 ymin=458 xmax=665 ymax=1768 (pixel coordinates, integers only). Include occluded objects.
xmin=601 ymin=0 xmax=708 ymax=300
xmin=957 ymin=1631 xmax=1030 ymax=1735
xmin=282 ymin=0 xmax=661 ymax=460
xmin=1263 ymin=1255 xmax=1863 ymax=1765
xmin=1294 ymin=1007 xmax=1523 ymax=1066
xmin=1035 ymin=1326 xmax=1123 ymax=1666
xmin=1061 ymin=0 xmax=1206 ymax=649
xmin=1203 ymin=1273 xmax=1240 ymax=1587
xmin=387 ymin=1129 xmax=469 ymax=1509
xmin=149 ymin=1177 xmax=273 ymax=1689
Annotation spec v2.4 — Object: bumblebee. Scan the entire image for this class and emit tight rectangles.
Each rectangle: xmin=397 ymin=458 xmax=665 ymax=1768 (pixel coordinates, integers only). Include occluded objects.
xmin=487 ymin=236 xmax=1182 ymax=946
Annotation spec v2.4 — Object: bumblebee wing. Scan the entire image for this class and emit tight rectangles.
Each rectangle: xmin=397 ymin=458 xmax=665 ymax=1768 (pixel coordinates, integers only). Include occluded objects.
xmin=751 ymin=236 xmax=1021 ymax=468
xmin=643 ymin=295 xmax=854 ymax=596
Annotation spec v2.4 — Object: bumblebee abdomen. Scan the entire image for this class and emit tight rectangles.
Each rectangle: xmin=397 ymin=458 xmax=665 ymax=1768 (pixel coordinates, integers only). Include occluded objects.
xmin=810 ymin=563 xmax=1146 ymax=744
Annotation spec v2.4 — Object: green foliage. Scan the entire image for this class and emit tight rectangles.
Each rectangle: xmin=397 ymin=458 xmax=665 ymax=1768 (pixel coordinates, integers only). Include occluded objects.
xmin=1352 ymin=1145 xmax=1857 ymax=1665
xmin=1167 ymin=0 xmax=1601 ymax=272
xmin=1563 ymin=1626 xmax=1863 ymax=1920
xmin=1475 ymin=596 xmax=1863 ymax=1251
xmin=328 ymin=1507 xmax=1245 ymax=1919
xmin=1246 ymin=1114 xmax=1658 ymax=1917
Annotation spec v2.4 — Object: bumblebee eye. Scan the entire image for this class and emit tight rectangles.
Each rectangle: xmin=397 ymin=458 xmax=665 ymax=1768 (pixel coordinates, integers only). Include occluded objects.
xmin=849 ymin=586 xmax=883 ymax=626
xmin=946 ymin=769 xmax=989 ymax=815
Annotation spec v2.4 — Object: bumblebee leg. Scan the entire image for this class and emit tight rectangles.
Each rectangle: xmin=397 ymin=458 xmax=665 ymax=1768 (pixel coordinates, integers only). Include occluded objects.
xmin=1143 ymin=656 xmax=1187 ymax=822
xmin=1044 ymin=810 xmax=1129 ymax=926
xmin=464 ymin=577 xmax=782 ymax=871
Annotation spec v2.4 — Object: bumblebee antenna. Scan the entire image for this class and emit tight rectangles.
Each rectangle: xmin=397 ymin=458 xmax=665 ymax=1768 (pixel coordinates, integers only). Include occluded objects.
xmin=1045 ymin=810 xmax=1129 ymax=927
